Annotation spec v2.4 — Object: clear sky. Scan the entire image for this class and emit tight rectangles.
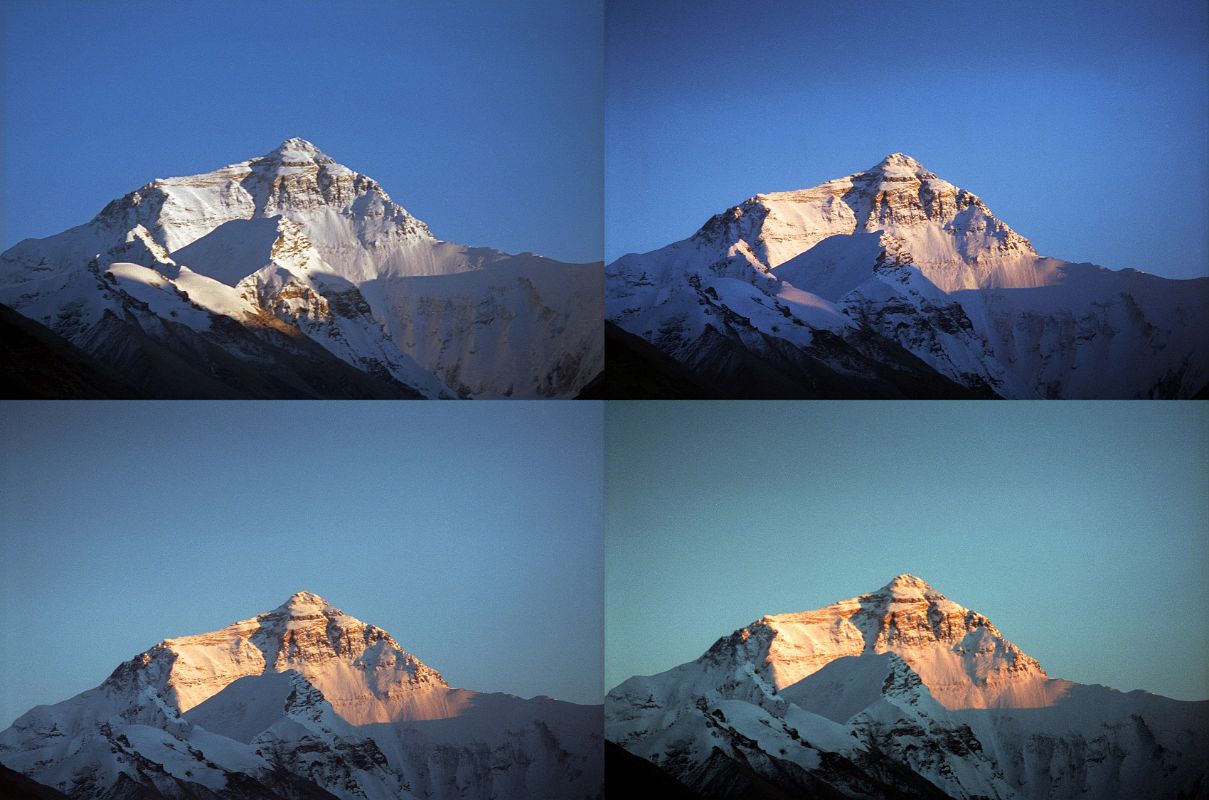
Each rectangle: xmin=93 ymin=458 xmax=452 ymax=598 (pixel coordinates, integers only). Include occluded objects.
xmin=1 ymin=0 xmax=602 ymax=264
xmin=0 ymin=401 xmax=603 ymax=729
xmin=605 ymin=401 xmax=1209 ymax=701
xmin=606 ymin=0 xmax=1209 ymax=277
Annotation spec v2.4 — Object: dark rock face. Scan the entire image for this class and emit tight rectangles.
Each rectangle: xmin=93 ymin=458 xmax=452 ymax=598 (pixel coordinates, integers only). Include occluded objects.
xmin=0 ymin=304 xmax=143 ymax=398
xmin=1 ymin=764 xmax=72 ymax=800
xmin=599 ymin=321 xmax=720 ymax=398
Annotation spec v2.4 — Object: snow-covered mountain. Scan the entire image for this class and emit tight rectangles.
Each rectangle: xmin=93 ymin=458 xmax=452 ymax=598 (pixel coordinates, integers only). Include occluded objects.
xmin=606 ymin=154 xmax=1208 ymax=398
xmin=607 ymin=575 xmax=1208 ymax=799
xmin=0 ymin=592 xmax=602 ymax=799
xmin=1 ymin=138 xmax=602 ymax=398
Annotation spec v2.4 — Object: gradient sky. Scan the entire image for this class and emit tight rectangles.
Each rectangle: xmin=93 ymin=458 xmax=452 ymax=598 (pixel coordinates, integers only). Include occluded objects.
xmin=606 ymin=0 xmax=1209 ymax=277
xmin=0 ymin=402 xmax=603 ymax=729
xmin=606 ymin=401 xmax=1209 ymax=701
xmin=1 ymin=0 xmax=602 ymax=263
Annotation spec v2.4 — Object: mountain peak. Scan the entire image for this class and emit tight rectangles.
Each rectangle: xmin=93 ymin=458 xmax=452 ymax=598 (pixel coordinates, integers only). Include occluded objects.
xmin=267 ymin=137 xmax=326 ymax=159
xmin=873 ymin=152 xmax=925 ymax=171
xmin=275 ymin=591 xmax=337 ymax=614
xmin=253 ymin=138 xmax=341 ymax=170
xmin=876 ymin=573 xmax=935 ymax=595
xmin=710 ymin=575 xmax=1050 ymax=705
xmin=280 ymin=136 xmax=319 ymax=150
xmin=110 ymin=592 xmax=449 ymax=715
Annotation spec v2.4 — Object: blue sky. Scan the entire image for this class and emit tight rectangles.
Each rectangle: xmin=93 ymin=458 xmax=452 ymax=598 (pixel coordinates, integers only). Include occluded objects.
xmin=606 ymin=0 xmax=1209 ymax=277
xmin=0 ymin=402 xmax=603 ymax=729
xmin=606 ymin=401 xmax=1209 ymax=701
xmin=1 ymin=0 xmax=602 ymax=263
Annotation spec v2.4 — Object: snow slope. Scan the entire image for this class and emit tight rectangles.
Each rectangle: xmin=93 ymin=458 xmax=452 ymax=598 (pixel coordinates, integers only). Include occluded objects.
xmin=606 ymin=154 xmax=1208 ymax=398
xmin=1 ymin=138 xmax=601 ymax=398
xmin=607 ymin=575 xmax=1208 ymax=799
xmin=0 ymin=592 xmax=602 ymax=800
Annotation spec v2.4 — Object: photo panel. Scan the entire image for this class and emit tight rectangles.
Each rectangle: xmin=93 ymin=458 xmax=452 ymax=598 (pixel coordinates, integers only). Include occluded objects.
xmin=603 ymin=0 xmax=1207 ymax=398
xmin=0 ymin=401 xmax=605 ymax=798
xmin=2 ymin=1 xmax=603 ymax=400
xmin=605 ymin=400 xmax=1209 ymax=797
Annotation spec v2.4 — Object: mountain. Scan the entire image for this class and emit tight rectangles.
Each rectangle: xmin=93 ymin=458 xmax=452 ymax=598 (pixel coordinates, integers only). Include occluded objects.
xmin=0 ymin=138 xmax=602 ymax=399
xmin=606 ymin=154 xmax=1208 ymax=398
xmin=606 ymin=575 xmax=1209 ymax=799
xmin=0 ymin=592 xmax=602 ymax=800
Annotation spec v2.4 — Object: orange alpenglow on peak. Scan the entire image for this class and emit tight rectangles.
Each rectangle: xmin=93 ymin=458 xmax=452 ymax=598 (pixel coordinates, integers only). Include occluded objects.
xmin=267 ymin=591 xmax=346 ymax=620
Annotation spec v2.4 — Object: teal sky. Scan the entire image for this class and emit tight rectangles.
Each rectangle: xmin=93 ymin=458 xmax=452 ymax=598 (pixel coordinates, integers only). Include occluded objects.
xmin=0 ymin=402 xmax=603 ymax=729
xmin=605 ymin=401 xmax=1209 ymax=700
